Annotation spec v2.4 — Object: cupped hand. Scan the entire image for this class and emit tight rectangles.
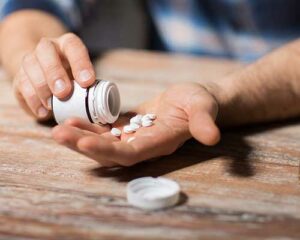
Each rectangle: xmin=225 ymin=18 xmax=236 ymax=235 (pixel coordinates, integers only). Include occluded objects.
xmin=52 ymin=83 xmax=221 ymax=167
xmin=13 ymin=33 xmax=96 ymax=120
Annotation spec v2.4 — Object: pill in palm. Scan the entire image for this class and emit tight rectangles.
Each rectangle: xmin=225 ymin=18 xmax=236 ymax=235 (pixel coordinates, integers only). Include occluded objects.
xmin=142 ymin=114 xmax=156 ymax=122
xmin=142 ymin=119 xmax=153 ymax=127
xmin=122 ymin=113 xmax=156 ymax=135
xmin=144 ymin=113 xmax=156 ymax=120
xmin=111 ymin=127 xmax=121 ymax=137
xmin=141 ymin=115 xmax=149 ymax=122
xmin=130 ymin=115 xmax=143 ymax=125
xmin=123 ymin=125 xmax=136 ymax=133
xmin=130 ymin=122 xmax=140 ymax=130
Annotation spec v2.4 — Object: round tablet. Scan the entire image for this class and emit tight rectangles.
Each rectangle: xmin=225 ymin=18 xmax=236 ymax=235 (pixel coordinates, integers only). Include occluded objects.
xmin=110 ymin=127 xmax=121 ymax=137
xmin=123 ymin=125 xmax=135 ymax=134
xmin=144 ymin=113 xmax=156 ymax=120
xmin=130 ymin=115 xmax=143 ymax=125
xmin=127 ymin=177 xmax=180 ymax=210
xmin=130 ymin=122 xmax=140 ymax=131
xmin=142 ymin=120 xmax=153 ymax=127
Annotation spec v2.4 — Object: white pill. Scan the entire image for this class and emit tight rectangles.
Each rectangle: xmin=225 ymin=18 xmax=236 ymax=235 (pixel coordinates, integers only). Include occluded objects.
xmin=123 ymin=125 xmax=135 ymax=134
xmin=111 ymin=128 xmax=121 ymax=137
xmin=130 ymin=115 xmax=143 ymax=125
xmin=142 ymin=119 xmax=153 ymax=127
xmin=145 ymin=113 xmax=156 ymax=120
xmin=142 ymin=114 xmax=157 ymax=122
xmin=141 ymin=115 xmax=150 ymax=122
xmin=130 ymin=122 xmax=140 ymax=131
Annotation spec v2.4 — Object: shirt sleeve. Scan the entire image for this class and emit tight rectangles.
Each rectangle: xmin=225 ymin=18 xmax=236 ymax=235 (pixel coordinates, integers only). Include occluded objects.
xmin=0 ymin=0 xmax=85 ymax=31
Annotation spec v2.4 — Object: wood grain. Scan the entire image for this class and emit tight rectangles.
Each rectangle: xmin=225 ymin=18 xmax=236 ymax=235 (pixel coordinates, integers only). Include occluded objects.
xmin=0 ymin=50 xmax=299 ymax=240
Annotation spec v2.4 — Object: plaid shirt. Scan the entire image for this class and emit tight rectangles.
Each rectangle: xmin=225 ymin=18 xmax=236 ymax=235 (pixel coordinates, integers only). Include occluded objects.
xmin=1 ymin=0 xmax=300 ymax=62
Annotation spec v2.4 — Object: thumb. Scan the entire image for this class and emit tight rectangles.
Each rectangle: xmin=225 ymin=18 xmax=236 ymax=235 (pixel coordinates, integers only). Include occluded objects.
xmin=188 ymin=98 xmax=220 ymax=146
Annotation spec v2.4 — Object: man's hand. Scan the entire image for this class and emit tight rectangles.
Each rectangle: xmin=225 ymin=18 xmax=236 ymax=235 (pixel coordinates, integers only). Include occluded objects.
xmin=13 ymin=33 xmax=96 ymax=120
xmin=0 ymin=10 xmax=96 ymax=120
xmin=52 ymin=83 xmax=220 ymax=167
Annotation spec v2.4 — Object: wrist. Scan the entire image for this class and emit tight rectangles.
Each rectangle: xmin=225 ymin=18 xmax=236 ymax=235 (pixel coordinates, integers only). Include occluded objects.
xmin=203 ymin=40 xmax=300 ymax=127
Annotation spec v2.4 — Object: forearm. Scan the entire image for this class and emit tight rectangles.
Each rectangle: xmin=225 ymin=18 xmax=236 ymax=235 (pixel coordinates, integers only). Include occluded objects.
xmin=0 ymin=10 xmax=67 ymax=76
xmin=207 ymin=40 xmax=300 ymax=127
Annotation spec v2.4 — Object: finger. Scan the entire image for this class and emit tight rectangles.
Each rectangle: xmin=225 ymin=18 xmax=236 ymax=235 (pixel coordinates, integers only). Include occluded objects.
xmin=78 ymin=131 xmax=173 ymax=167
xmin=22 ymin=53 xmax=52 ymax=109
xmin=52 ymin=125 xmax=114 ymax=166
xmin=18 ymin=68 xmax=50 ymax=119
xmin=56 ymin=33 xmax=95 ymax=87
xmin=13 ymin=77 xmax=35 ymax=117
xmin=189 ymin=112 xmax=220 ymax=146
xmin=77 ymin=136 xmax=134 ymax=166
xmin=76 ymin=137 xmax=118 ymax=167
xmin=64 ymin=117 xmax=110 ymax=134
xmin=65 ymin=117 xmax=121 ymax=141
xmin=35 ymin=38 xmax=72 ymax=99
xmin=52 ymin=125 xmax=85 ymax=151
xmin=186 ymin=91 xmax=220 ymax=146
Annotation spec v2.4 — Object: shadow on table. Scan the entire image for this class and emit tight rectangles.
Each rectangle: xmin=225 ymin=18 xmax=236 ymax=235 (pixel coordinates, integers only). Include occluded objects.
xmin=89 ymin=118 xmax=300 ymax=183
xmin=89 ymin=133 xmax=253 ymax=182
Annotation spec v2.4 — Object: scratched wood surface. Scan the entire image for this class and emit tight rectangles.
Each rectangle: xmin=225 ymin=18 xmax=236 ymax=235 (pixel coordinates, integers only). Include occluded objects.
xmin=0 ymin=50 xmax=300 ymax=240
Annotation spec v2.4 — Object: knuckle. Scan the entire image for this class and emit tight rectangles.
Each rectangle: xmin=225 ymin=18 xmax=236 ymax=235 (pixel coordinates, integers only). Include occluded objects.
xmin=35 ymin=79 xmax=48 ymax=89
xmin=27 ymin=93 xmax=39 ymax=107
xmin=35 ymin=81 xmax=49 ymax=92
xmin=43 ymin=63 xmax=64 ymax=78
xmin=71 ymin=54 xmax=88 ymax=67
xmin=36 ymin=37 xmax=51 ymax=51
xmin=62 ymin=32 xmax=78 ymax=40
xmin=73 ymin=48 xmax=89 ymax=64
xmin=61 ymin=33 xmax=88 ymax=57
xmin=61 ymin=33 xmax=80 ymax=47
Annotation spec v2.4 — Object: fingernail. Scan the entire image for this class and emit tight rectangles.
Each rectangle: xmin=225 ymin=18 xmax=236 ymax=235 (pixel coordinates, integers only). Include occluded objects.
xmin=54 ymin=79 xmax=65 ymax=93
xmin=79 ymin=70 xmax=92 ymax=82
xmin=38 ymin=106 xmax=48 ymax=118
xmin=47 ymin=97 xmax=52 ymax=110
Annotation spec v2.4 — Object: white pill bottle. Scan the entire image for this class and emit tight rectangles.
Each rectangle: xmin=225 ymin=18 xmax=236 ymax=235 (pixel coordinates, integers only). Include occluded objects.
xmin=52 ymin=80 xmax=121 ymax=125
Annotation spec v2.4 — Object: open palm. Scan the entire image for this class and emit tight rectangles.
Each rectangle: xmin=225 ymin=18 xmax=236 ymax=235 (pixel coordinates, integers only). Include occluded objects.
xmin=52 ymin=83 xmax=220 ymax=167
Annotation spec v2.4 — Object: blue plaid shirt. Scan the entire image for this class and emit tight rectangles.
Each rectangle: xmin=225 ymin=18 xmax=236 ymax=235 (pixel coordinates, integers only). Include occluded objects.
xmin=1 ymin=0 xmax=300 ymax=62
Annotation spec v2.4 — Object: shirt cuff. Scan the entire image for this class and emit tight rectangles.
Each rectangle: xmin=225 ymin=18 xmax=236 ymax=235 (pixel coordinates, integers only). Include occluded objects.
xmin=0 ymin=0 xmax=75 ymax=30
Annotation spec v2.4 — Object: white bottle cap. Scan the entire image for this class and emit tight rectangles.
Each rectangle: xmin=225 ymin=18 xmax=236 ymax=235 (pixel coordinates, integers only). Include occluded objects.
xmin=127 ymin=177 xmax=180 ymax=210
xmin=52 ymin=80 xmax=121 ymax=125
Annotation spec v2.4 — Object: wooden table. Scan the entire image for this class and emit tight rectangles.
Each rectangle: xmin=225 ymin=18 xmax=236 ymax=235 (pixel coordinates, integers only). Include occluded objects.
xmin=0 ymin=50 xmax=300 ymax=240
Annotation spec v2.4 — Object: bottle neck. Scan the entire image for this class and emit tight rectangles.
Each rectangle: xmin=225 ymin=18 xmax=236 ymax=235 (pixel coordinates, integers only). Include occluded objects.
xmin=88 ymin=80 xmax=121 ymax=124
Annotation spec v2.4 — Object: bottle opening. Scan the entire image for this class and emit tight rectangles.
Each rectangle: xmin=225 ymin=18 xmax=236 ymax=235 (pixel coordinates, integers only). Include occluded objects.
xmin=91 ymin=80 xmax=121 ymax=124
xmin=108 ymin=85 xmax=120 ymax=117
